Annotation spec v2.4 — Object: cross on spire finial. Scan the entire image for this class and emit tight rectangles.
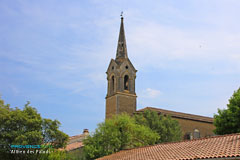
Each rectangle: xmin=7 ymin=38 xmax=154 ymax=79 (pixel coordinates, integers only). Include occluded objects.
xmin=120 ymin=11 xmax=123 ymax=18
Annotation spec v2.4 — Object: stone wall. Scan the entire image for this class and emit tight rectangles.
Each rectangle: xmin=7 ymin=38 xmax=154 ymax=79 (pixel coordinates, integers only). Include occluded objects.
xmin=106 ymin=92 xmax=136 ymax=119
xmin=117 ymin=93 xmax=136 ymax=115
xmin=106 ymin=96 xmax=117 ymax=119
xmin=173 ymin=117 xmax=215 ymax=139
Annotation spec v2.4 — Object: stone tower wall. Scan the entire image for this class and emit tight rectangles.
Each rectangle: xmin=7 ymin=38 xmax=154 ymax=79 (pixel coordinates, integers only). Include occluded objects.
xmin=106 ymin=93 xmax=137 ymax=119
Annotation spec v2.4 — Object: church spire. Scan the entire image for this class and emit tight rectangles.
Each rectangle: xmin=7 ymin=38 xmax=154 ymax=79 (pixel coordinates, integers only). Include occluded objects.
xmin=105 ymin=14 xmax=137 ymax=119
xmin=116 ymin=15 xmax=128 ymax=63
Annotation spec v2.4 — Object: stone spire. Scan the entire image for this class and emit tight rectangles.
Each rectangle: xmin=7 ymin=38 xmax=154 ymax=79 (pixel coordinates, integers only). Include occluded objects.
xmin=105 ymin=14 xmax=137 ymax=119
xmin=116 ymin=16 xmax=128 ymax=63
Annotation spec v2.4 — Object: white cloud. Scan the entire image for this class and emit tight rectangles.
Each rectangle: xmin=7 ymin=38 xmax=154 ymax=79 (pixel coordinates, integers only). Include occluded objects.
xmin=139 ymin=88 xmax=162 ymax=99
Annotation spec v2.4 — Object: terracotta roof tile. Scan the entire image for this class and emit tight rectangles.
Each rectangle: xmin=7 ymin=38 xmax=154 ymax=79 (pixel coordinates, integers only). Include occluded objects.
xmin=60 ymin=133 xmax=88 ymax=151
xmin=97 ymin=133 xmax=240 ymax=160
xmin=136 ymin=107 xmax=213 ymax=123
xmin=64 ymin=141 xmax=83 ymax=151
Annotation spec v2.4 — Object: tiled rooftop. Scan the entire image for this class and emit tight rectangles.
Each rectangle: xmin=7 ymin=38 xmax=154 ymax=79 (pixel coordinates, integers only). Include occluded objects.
xmin=97 ymin=133 xmax=240 ymax=160
xmin=137 ymin=107 xmax=213 ymax=123
xmin=60 ymin=129 xmax=89 ymax=151
xmin=64 ymin=141 xmax=83 ymax=151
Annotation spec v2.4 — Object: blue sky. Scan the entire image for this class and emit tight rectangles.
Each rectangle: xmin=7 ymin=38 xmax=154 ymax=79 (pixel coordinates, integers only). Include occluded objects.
xmin=1 ymin=0 xmax=240 ymax=136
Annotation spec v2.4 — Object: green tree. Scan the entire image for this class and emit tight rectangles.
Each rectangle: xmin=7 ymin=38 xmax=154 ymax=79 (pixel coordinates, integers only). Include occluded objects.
xmin=214 ymin=88 xmax=240 ymax=134
xmin=134 ymin=110 xmax=182 ymax=143
xmin=0 ymin=97 xmax=69 ymax=160
xmin=83 ymin=114 xmax=159 ymax=160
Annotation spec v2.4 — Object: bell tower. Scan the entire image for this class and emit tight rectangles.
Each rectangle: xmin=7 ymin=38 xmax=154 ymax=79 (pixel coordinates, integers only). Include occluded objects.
xmin=105 ymin=16 xmax=137 ymax=119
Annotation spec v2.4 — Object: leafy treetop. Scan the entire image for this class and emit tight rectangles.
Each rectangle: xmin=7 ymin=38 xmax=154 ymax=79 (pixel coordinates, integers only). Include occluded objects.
xmin=0 ymin=97 xmax=69 ymax=160
xmin=214 ymin=88 xmax=240 ymax=134
xmin=83 ymin=114 xmax=159 ymax=160
xmin=134 ymin=109 xmax=182 ymax=143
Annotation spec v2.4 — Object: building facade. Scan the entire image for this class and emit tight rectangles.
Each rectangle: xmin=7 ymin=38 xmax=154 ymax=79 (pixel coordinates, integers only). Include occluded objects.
xmin=137 ymin=107 xmax=215 ymax=139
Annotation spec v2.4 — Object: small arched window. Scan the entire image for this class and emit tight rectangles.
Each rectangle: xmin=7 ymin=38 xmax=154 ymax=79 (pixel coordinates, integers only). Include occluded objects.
xmin=111 ymin=76 xmax=115 ymax=93
xmin=193 ymin=129 xmax=200 ymax=139
xmin=124 ymin=75 xmax=129 ymax=90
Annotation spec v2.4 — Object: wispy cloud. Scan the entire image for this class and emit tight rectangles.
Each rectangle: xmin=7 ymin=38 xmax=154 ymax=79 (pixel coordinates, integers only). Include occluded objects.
xmin=139 ymin=88 xmax=162 ymax=99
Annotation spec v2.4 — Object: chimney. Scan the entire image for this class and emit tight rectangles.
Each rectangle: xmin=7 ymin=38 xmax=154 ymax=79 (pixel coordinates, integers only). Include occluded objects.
xmin=83 ymin=129 xmax=89 ymax=135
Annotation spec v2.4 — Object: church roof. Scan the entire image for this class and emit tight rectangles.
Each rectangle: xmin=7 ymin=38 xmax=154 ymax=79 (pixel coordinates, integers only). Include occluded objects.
xmin=136 ymin=107 xmax=213 ymax=123
xmin=106 ymin=17 xmax=137 ymax=73
xmin=97 ymin=133 xmax=240 ymax=160
xmin=115 ymin=17 xmax=128 ymax=64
